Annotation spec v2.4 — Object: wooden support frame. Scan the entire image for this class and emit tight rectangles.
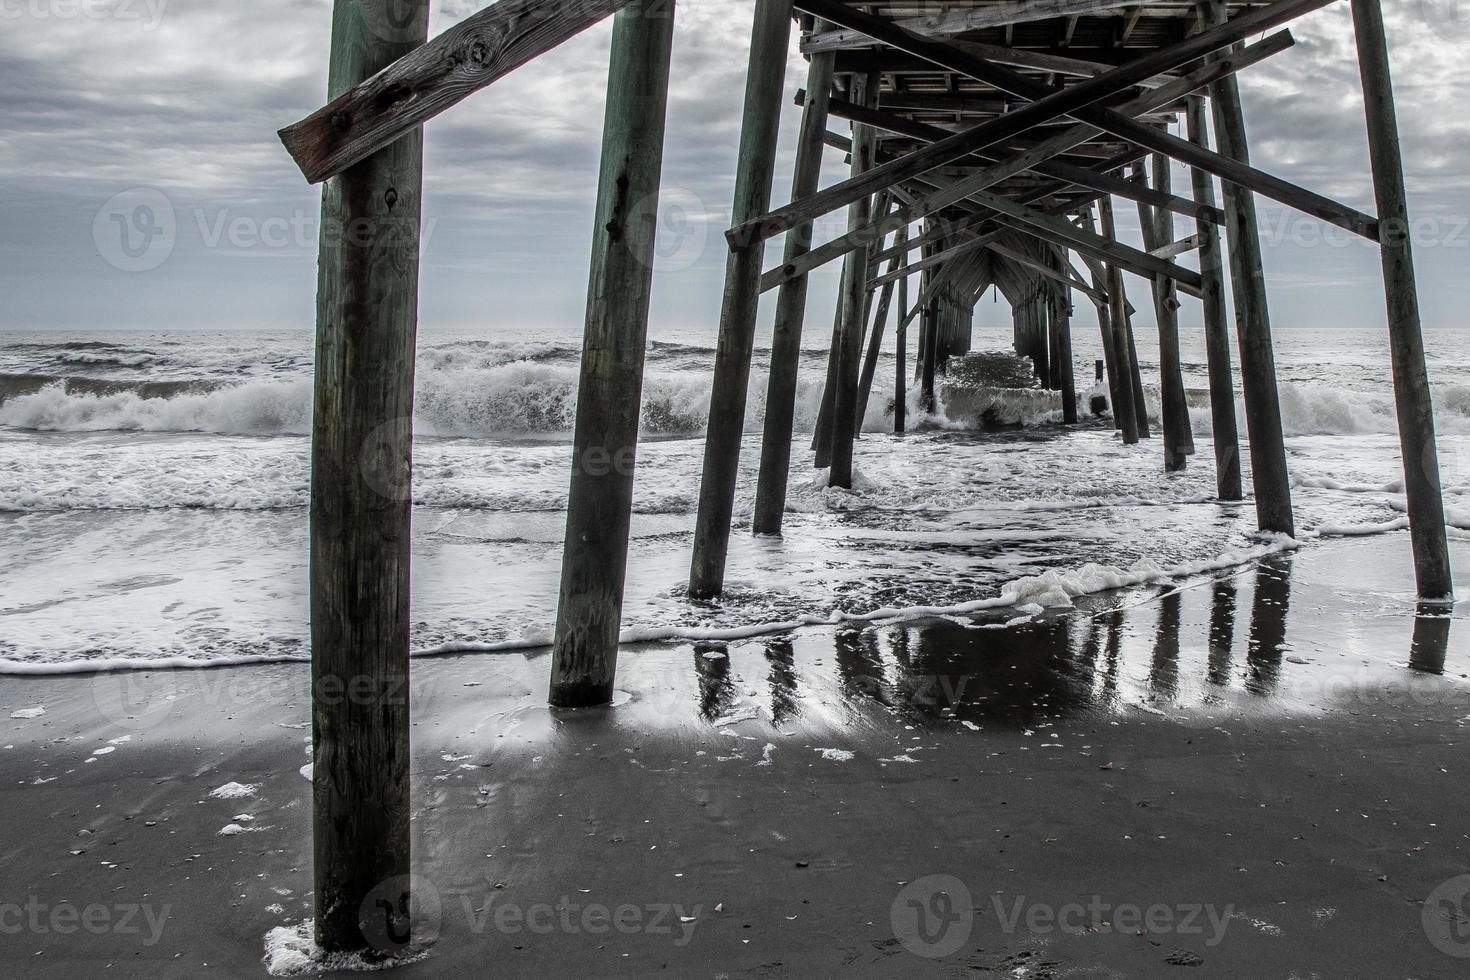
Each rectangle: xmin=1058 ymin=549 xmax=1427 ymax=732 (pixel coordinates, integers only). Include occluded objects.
xmin=736 ymin=0 xmax=1315 ymax=249
xmin=803 ymin=0 xmax=1142 ymax=53
xmin=281 ymin=0 xmax=633 ymax=183
xmin=973 ymin=189 xmax=1204 ymax=293
xmin=759 ymin=29 xmax=1294 ymax=295
xmin=550 ymin=0 xmax=677 ymax=708
xmin=794 ymin=0 xmax=1378 ymax=242
xmin=820 ymin=94 xmax=1225 ymax=227
xmin=689 ymin=0 xmax=793 ymax=600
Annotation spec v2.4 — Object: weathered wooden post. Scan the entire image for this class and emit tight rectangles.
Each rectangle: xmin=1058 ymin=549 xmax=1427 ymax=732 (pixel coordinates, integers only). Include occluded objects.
xmin=812 ymin=264 xmax=848 ymax=467
xmin=308 ymin=0 xmax=428 ymax=954
xmin=1081 ymin=217 xmax=1126 ymax=427
xmin=921 ymin=293 xmax=939 ymax=412
xmin=857 ymin=221 xmax=906 ymax=428
xmin=1030 ymin=293 xmax=1051 ymax=386
xmin=1054 ymin=281 xmax=1078 ymax=424
xmin=1096 ymin=199 xmax=1141 ymax=443
xmin=752 ymin=18 xmax=836 ymax=536
xmin=1137 ymin=157 xmax=1194 ymax=470
xmin=1205 ymin=0 xmax=1293 ymax=535
xmin=895 ymin=244 xmax=909 ymax=433
xmin=1351 ymin=0 xmax=1453 ymax=600
xmin=689 ymin=0 xmax=794 ymax=598
xmin=830 ymin=71 xmax=878 ymax=489
xmin=1185 ymin=95 xmax=1244 ymax=501
xmin=551 ymin=0 xmax=678 ymax=707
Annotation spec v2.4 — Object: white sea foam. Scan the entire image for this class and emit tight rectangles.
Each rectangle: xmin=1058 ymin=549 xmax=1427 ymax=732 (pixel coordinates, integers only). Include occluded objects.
xmin=1 ymin=326 xmax=1461 ymax=674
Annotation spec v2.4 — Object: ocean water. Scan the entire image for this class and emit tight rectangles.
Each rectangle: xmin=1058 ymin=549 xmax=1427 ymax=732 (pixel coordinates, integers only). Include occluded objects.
xmin=2 ymin=324 xmax=1468 ymax=672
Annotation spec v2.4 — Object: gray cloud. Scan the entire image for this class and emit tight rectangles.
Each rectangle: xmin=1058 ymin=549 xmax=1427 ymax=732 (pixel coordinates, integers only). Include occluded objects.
xmin=0 ymin=0 xmax=1466 ymax=336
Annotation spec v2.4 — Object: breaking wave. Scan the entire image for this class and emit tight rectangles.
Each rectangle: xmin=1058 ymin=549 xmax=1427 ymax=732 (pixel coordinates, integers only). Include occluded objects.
xmin=0 ymin=364 xmax=854 ymax=438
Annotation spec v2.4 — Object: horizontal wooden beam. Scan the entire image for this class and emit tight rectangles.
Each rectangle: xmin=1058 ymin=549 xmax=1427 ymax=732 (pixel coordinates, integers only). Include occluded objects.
xmin=280 ymin=0 xmax=630 ymax=183
xmin=986 ymin=240 xmax=1109 ymax=305
xmin=821 ymin=95 xmax=1226 ymax=227
xmin=971 ymin=189 xmax=1203 ymax=291
xmin=758 ymin=29 xmax=1291 ymax=294
xmin=834 ymin=42 xmax=1178 ymax=87
xmin=1150 ymin=233 xmax=1203 ymax=258
xmin=869 ymin=229 xmax=1004 ymax=289
xmin=803 ymin=0 xmax=1141 ymax=53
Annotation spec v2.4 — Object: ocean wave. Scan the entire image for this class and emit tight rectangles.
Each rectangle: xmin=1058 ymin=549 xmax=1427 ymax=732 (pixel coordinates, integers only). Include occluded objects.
xmin=1183 ymin=381 xmax=1470 ymax=438
xmin=0 ymin=360 xmax=876 ymax=438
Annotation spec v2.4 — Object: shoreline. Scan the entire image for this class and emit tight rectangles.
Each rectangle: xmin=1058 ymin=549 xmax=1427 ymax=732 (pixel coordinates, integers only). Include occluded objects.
xmin=1 ymin=533 xmax=1467 ymax=977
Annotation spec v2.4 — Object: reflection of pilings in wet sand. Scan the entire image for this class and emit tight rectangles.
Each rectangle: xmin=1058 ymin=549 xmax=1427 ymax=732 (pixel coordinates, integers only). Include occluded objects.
xmin=764 ymin=637 xmax=800 ymax=724
xmin=833 ymin=626 xmax=891 ymax=706
xmin=1409 ymin=606 xmax=1452 ymax=674
xmin=1246 ymin=556 xmax=1293 ymax=696
xmin=1207 ymin=575 xmax=1238 ymax=686
xmin=1100 ymin=609 xmax=1124 ymax=705
xmin=1149 ymin=590 xmax=1183 ymax=700
xmin=694 ymin=642 xmax=736 ymax=721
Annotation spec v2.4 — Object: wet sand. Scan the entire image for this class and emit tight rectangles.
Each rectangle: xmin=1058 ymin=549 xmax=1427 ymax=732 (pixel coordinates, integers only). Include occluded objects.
xmin=1 ymin=534 xmax=1468 ymax=977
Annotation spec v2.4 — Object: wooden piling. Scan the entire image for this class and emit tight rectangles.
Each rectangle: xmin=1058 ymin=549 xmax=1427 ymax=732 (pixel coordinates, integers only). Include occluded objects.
xmin=550 ymin=0 xmax=677 ymax=707
xmin=921 ymin=295 xmax=939 ymax=413
xmin=688 ymin=0 xmax=793 ymax=599
xmin=309 ymin=0 xmax=429 ymax=955
xmin=752 ymin=20 xmax=836 ymax=536
xmin=1351 ymin=0 xmax=1454 ymax=600
xmin=1080 ymin=219 xmax=1126 ymax=427
xmin=1137 ymin=157 xmax=1193 ymax=470
xmin=1054 ymin=284 xmax=1079 ymax=424
xmin=895 ymin=243 xmax=909 ymax=432
xmin=1185 ymin=95 xmax=1244 ymax=500
xmin=1096 ymin=198 xmax=1141 ymax=443
xmin=1206 ymin=1 xmax=1293 ymax=535
xmin=857 ymin=221 xmax=906 ymax=429
xmin=1030 ymin=293 xmax=1051 ymax=386
xmin=830 ymin=71 xmax=879 ymax=489
xmin=811 ymin=264 xmax=846 ymax=468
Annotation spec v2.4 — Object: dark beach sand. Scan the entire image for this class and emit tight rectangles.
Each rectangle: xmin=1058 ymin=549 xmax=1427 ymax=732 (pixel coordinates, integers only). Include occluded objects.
xmin=2 ymin=534 xmax=1468 ymax=977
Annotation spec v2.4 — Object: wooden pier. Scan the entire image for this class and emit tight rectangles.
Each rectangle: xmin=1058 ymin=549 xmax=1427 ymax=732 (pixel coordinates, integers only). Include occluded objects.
xmin=279 ymin=0 xmax=1454 ymax=957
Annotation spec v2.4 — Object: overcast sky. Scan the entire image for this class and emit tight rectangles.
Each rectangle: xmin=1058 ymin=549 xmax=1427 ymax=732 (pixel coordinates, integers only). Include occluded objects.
xmin=1 ymin=0 xmax=1467 ymax=338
